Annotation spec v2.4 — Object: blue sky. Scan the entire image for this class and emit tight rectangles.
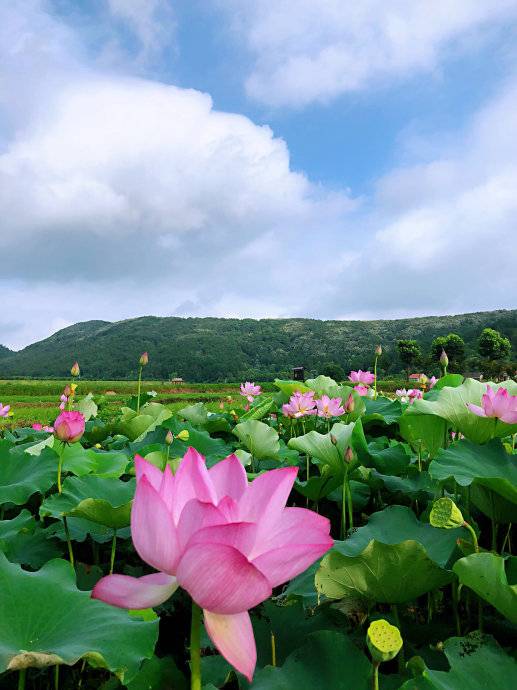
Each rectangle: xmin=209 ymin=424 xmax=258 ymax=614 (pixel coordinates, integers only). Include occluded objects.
xmin=1 ymin=1 xmax=517 ymax=348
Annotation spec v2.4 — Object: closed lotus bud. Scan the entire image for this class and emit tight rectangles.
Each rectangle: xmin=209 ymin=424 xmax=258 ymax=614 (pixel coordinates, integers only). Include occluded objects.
xmin=367 ymin=620 xmax=403 ymax=664
xmin=54 ymin=411 xmax=85 ymax=444
xmin=345 ymin=393 xmax=355 ymax=413
xmin=429 ymin=497 xmax=464 ymax=529
xmin=440 ymin=349 xmax=448 ymax=368
xmin=375 ymin=344 xmax=382 ymax=357
xmin=330 ymin=434 xmax=337 ymax=445
xmin=70 ymin=361 xmax=80 ymax=377
xmin=139 ymin=352 xmax=149 ymax=367
xmin=176 ymin=429 xmax=189 ymax=442
xmin=165 ymin=430 xmax=174 ymax=445
xmin=344 ymin=446 xmax=354 ymax=464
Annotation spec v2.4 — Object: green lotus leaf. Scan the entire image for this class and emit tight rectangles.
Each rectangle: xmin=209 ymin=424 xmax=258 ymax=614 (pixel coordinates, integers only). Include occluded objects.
xmin=239 ymin=396 xmax=276 ymax=422
xmin=399 ymin=409 xmax=448 ymax=458
xmin=0 ymin=555 xmax=158 ymax=681
xmin=248 ymin=630 xmax=371 ymax=690
xmin=274 ymin=379 xmax=311 ymax=396
xmin=429 ymin=439 xmax=517 ymax=509
xmin=60 ymin=443 xmax=129 ymax=478
xmin=469 ymin=484 xmax=517 ymax=524
xmin=352 ymin=424 xmax=411 ymax=475
xmin=126 ymin=655 xmax=187 ymax=690
xmin=288 ymin=422 xmax=355 ymax=477
xmin=177 ymin=403 xmax=232 ymax=432
xmin=233 ymin=420 xmax=280 ymax=460
xmin=40 ymin=476 xmax=136 ymax=530
xmin=453 ymin=553 xmax=517 ymax=623
xmin=74 ymin=393 xmax=98 ymax=421
xmin=158 ymin=419 xmax=233 ymax=468
xmin=363 ymin=397 xmax=403 ymax=426
xmin=0 ymin=442 xmax=57 ymax=506
xmin=45 ymin=518 xmax=131 ymax=544
xmin=410 ymin=378 xmax=517 ymax=443
xmin=370 ymin=468 xmax=436 ymax=499
xmin=117 ymin=403 xmax=172 ymax=442
xmin=0 ymin=510 xmax=61 ymax=568
xmin=400 ymin=632 xmax=517 ymax=690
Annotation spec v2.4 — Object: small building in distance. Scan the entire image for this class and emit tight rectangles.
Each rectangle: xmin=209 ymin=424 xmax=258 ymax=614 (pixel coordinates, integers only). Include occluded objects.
xmin=170 ymin=377 xmax=184 ymax=384
xmin=292 ymin=366 xmax=305 ymax=381
xmin=409 ymin=373 xmax=425 ymax=382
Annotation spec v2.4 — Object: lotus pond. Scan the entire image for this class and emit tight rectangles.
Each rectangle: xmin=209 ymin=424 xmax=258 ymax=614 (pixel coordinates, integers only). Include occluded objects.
xmin=0 ymin=370 xmax=516 ymax=689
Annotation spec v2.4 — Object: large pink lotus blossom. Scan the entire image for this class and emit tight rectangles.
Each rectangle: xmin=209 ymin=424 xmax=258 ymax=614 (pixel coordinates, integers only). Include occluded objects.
xmin=348 ymin=370 xmax=375 ymax=385
xmin=281 ymin=391 xmax=317 ymax=418
xmin=316 ymin=395 xmax=345 ymax=418
xmin=467 ymin=385 xmax=517 ymax=425
xmin=92 ymin=449 xmax=332 ymax=680
xmin=240 ymin=382 xmax=262 ymax=403
xmin=53 ymin=410 xmax=85 ymax=443
xmin=0 ymin=403 xmax=10 ymax=418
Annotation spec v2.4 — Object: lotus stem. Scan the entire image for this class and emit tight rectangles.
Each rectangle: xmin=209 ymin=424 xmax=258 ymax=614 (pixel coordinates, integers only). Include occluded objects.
xmin=372 ymin=662 xmax=379 ymax=690
xmin=54 ymin=665 xmax=59 ymax=690
xmin=347 ymin=481 xmax=354 ymax=531
xmin=452 ymin=581 xmax=461 ymax=636
xmin=373 ymin=356 xmax=378 ymax=399
xmin=190 ymin=601 xmax=202 ymax=690
xmin=63 ymin=517 xmax=75 ymax=568
xmin=271 ymin=630 xmax=277 ymax=667
xmin=341 ymin=467 xmax=349 ymax=539
xmin=463 ymin=521 xmax=479 ymax=553
xmin=18 ymin=669 xmax=26 ymax=690
xmin=501 ymin=524 xmax=512 ymax=554
xmin=109 ymin=530 xmax=117 ymax=575
xmin=136 ymin=365 xmax=143 ymax=414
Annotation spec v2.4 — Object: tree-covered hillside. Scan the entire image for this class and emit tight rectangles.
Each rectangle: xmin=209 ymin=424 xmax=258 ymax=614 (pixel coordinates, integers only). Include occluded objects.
xmin=0 ymin=345 xmax=12 ymax=360
xmin=0 ymin=310 xmax=515 ymax=381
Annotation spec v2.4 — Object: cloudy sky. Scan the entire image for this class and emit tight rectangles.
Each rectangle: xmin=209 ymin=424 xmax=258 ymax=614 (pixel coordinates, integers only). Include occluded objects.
xmin=1 ymin=1 xmax=517 ymax=349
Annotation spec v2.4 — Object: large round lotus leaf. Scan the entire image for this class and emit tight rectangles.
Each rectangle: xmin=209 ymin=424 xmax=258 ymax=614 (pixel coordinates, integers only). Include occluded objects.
xmin=400 ymin=632 xmax=517 ymax=690
xmin=370 ymin=469 xmax=436 ymax=500
xmin=274 ymin=379 xmax=311 ymax=396
xmin=126 ymin=655 xmax=186 ymax=690
xmin=410 ymin=378 xmax=517 ymax=443
xmin=429 ymin=439 xmax=517 ymax=507
xmin=288 ymin=422 xmax=356 ymax=476
xmin=352 ymin=424 xmax=410 ymax=475
xmin=248 ymin=630 xmax=371 ymax=690
xmin=60 ymin=443 xmax=129 ymax=478
xmin=0 ymin=510 xmax=61 ymax=568
xmin=40 ymin=476 xmax=136 ymax=529
xmin=316 ymin=539 xmax=454 ymax=604
xmin=45 ymin=517 xmax=131 ymax=544
xmin=233 ymin=420 xmax=280 ymax=460
xmin=469 ymin=484 xmax=517 ymax=524
xmin=399 ymin=410 xmax=448 ymax=458
xmin=453 ymin=553 xmax=517 ymax=623
xmin=363 ymin=397 xmax=403 ymax=426
xmin=117 ymin=403 xmax=172 ymax=442
xmin=238 ymin=397 xmax=276 ymax=422
xmin=0 ymin=442 xmax=57 ymax=506
xmin=0 ymin=554 xmax=158 ymax=681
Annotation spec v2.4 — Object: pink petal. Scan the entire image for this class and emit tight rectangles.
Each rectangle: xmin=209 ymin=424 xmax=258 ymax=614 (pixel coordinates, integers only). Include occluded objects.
xmin=500 ymin=410 xmax=517 ymax=424
xmin=92 ymin=572 xmax=178 ymax=609
xmin=158 ymin=463 xmax=175 ymax=512
xmin=176 ymin=498 xmax=229 ymax=550
xmin=131 ymin=476 xmax=179 ymax=574
xmin=186 ymin=522 xmax=258 ymax=557
xmin=204 ymin=610 xmax=256 ymax=682
xmin=209 ymin=454 xmax=248 ymax=502
xmin=239 ymin=467 xmax=297 ymax=529
xmin=134 ymin=454 xmax=163 ymax=492
xmin=467 ymin=403 xmax=486 ymax=418
xmin=176 ymin=543 xmax=271 ymax=614
xmin=170 ymin=447 xmax=218 ymax=523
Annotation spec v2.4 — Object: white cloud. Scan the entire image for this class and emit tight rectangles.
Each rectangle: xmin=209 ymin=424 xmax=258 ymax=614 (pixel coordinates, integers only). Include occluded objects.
xmin=217 ymin=0 xmax=517 ymax=107
xmin=106 ymin=0 xmax=176 ymax=59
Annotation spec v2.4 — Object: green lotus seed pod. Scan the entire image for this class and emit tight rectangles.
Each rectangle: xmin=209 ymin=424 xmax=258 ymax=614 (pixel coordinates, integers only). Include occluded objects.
xmin=366 ymin=619 xmax=403 ymax=663
xmin=430 ymin=497 xmax=464 ymax=529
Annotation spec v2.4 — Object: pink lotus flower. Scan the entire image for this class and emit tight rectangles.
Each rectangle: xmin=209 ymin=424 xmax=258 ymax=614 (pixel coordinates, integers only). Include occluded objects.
xmin=348 ymin=370 xmax=375 ymax=385
xmin=240 ymin=382 xmax=262 ymax=403
xmin=428 ymin=376 xmax=438 ymax=389
xmin=316 ymin=395 xmax=345 ymax=418
xmin=353 ymin=385 xmax=369 ymax=397
xmin=92 ymin=449 xmax=332 ymax=680
xmin=53 ymin=410 xmax=85 ymax=443
xmin=467 ymin=385 xmax=517 ymax=425
xmin=0 ymin=403 xmax=10 ymax=418
xmin=281 ymin=391 xmax=317 ymax=418
xmin=396 ymin=388 xmax=422 ymax=404
xmin=32 ymin=423 xmax=43 ymax=431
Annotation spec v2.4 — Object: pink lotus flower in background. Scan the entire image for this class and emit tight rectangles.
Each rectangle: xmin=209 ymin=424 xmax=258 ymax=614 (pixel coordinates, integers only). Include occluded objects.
xmin=240 ymin=382 xmax=262 ymax=403
xmin=281 ymin=391 xmax=317 ymax=418
xmin=396 ymin=389 xmax=423 ymax=404
xmin=316 ymin=395 xmax=345 ymax=418
xmin=353 ymin=385 xmax=369 ymax=397
xmin=53 ymin=410 xmax=85 ymax=443
xmin=93 ymin=449 xmax=332 ymax=680
xmin=32 ymin=423 xmax=43 ymax=431
xmin=0 ymin=403 xmax=10 ymax=418
xmin=467 ymin=385 xmax=517 ymax=424
xmin=348 ymin=370 xmax=375 ymax=385
xmin=428 ymin=376 xmax=438 ymax=389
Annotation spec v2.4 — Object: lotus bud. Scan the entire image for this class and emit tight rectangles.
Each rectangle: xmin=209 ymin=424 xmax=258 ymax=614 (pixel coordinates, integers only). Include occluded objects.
xmin=94 ymin=443 xmax=102 ymax=449
xmin=176 ymin=429 xmax=189 ymax=442
xmin=71 ymin=361 xmax=80 ymax=377
xmin=345 ymin=393 xmax=355 ymax=413
xmin=375 ymin=344 xmax=382 ymax=357
xmin=419 ymin=374 xmax=428 ymax=385
xmin=330 ymin=434 xmax=337 ymax=445
xmin=63 ymin=385 xmax=71 ymax=397
xmin=139 ymin=352 xmax=149 ymax=367
xmin=165 ymin=430 xmax=174 ymax=445
xmin=344 ymin=446 xmax=354 ymax=464
xmin=440 ymin=349 xmax=448 ymax=368
xmin=429 ymin=497 xmax=464 ymax=529
xmin=70 ymin=383 xmax=78 ymax=394
xmin=367 ymin=619 xmax=403 ymax=663
xmin=54 ymin=410 xmax=85 ymax=444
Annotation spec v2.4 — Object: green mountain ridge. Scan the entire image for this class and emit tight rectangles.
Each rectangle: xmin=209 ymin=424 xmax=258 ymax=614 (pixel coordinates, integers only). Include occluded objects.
xmin=0 ymin=310 xmax=515 ymax=381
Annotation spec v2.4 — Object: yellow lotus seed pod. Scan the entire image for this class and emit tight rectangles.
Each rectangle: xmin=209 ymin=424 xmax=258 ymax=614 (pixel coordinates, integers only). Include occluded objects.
xmin=367 ymin=619 xmax=403 ymax=663
xmin=430 ymin=497 xmax=464 ymax=529
xmin=176 ymin=429 xmax=189 ymax=442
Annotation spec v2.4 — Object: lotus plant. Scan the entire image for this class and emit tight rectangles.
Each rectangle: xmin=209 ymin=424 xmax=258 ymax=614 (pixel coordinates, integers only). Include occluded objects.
xmin=353 ymin=385 xmax=369 ymax=397
xmin=315 ymin=395 xmax=345 ymax=418
xmin=348 ymin=370 xmax=375 ymax=385
xmin=136 ymin=352 xmax=148 ymax=413
xmin=282 ymin=391 xmax=317 ymax=418
xmin=240 ymin=381 xmax=261 ymax=403
xmin=395 ymin=388 xmax=423 ymax=404
xmin=467 ymin=385 xmax=517 ymax=425
xmin=0 ymin=403 xmax=10 ymax=418
xmin=93 ymin=449 xmax=332 ymax=685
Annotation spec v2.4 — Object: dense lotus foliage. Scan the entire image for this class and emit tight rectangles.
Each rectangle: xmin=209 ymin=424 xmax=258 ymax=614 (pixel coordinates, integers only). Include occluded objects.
xmin=0 ymin=361 xmax=516 ymax=689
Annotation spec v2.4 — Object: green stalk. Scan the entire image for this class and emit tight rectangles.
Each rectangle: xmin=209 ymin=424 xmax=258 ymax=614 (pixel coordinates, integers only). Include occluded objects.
xmin=190 ymin=602 xmax=202 ymax=690
xmin=372 ymin=662 xmax=379 ymax=690
xmin=452 ymin=581 xmax=461 ymax=636
xmin=18 ymin=669 xmax=26 ymax=690
xmin=136 ymin=365 xmax=143 ymax=414
xmin=373 ymin=356 xmax=378 ymax=399
xmin=57 ymin=442 xmax=65 ymax=494
xmin=346 ymin=481 xmax=354 ymax=531
xmin=54 ymin=665 xmax=59 ymax=690
xmin=109 ymin=530 xmax=117 ymax=575
xmin=463 ymin=521 xmax=479 ymax=553
xmin=341 ymin=467 xmax=348 ymax=539
xmin=271 ymin=631 xmax=277 ymax=667
xmin=63 ymin=517 xmax=75 ymax=568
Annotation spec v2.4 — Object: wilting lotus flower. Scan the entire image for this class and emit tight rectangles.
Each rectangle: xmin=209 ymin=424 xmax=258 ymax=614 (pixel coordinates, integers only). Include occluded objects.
xmin=348 ymin=370 xmax=375 ymax=385
xmin=53 ymin=410 xmax=85 ymax=443
xmin=316 ymin=395 xmax=345 ymax=418
xmin=93 ymin=449 xmax=332 ymax=680
xmin=467 ymin=385 xmax=517 ymax=424
xmin=281 ymin=391 xmax=317 ymax=418
xmin=428 ymin=376 xmax=438 ymax=389
xmin=239 ymin=382 xmax=262 ymax=402
xmin=353 ymin=385 xmax=369 ymax=397
xmin=0 ymin=403 xmax=11 ymax=418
